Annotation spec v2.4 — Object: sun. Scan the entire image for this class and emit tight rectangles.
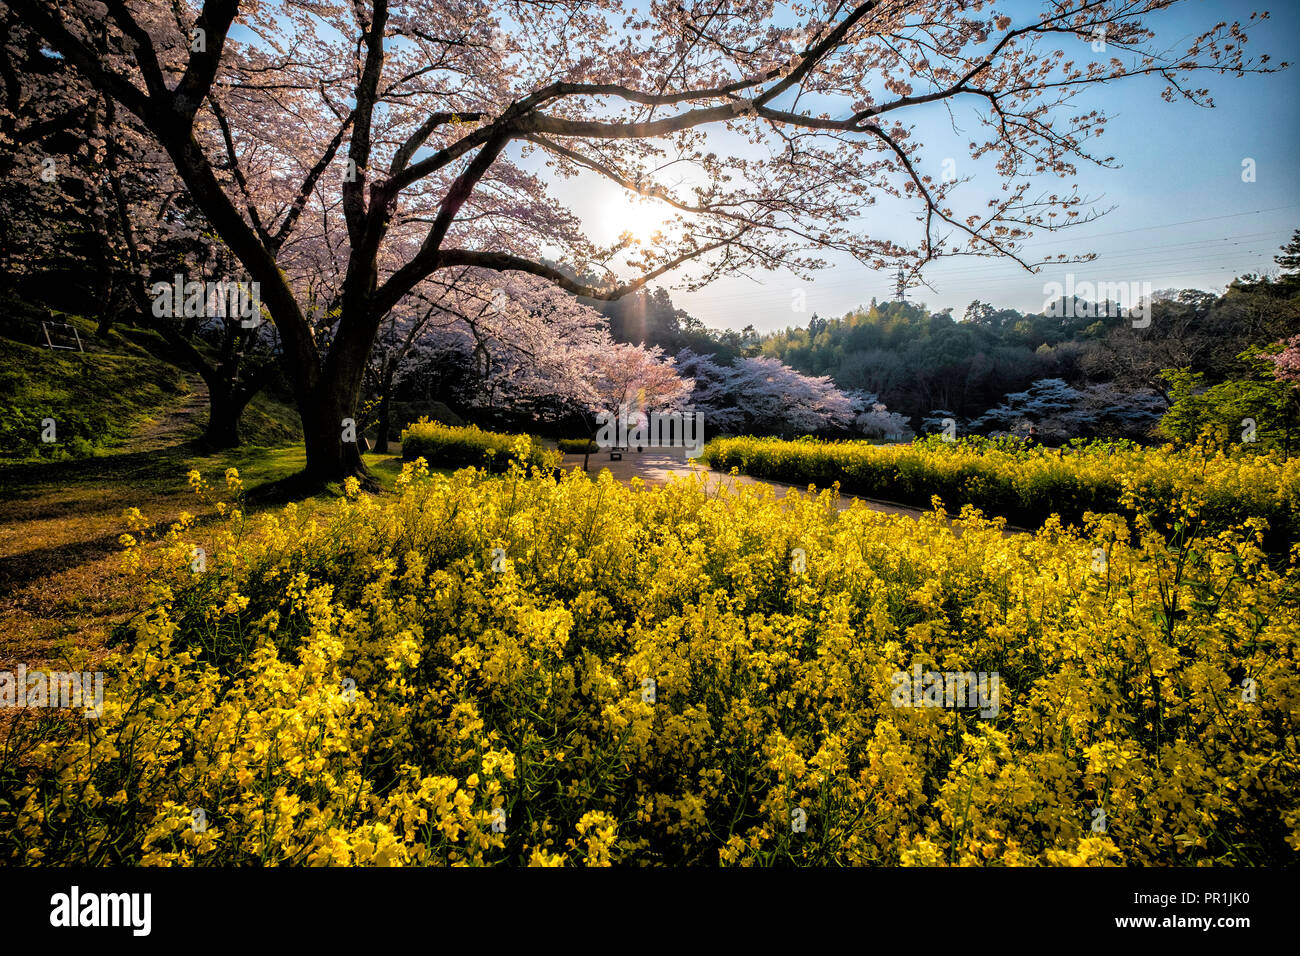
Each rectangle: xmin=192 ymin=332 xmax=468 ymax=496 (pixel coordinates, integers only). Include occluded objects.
xmin=614 ymin=193 xmax=676 ymax=247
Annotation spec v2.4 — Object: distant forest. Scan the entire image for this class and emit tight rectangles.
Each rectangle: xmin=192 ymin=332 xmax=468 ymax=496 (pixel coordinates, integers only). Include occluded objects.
xmin=590 ymin=242 xmax=1300 ymax=441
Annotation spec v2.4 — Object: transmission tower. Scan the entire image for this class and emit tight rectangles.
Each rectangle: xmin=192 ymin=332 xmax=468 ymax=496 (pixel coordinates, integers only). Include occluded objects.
xmin=893 ymin=264 xmax=908 ymax=302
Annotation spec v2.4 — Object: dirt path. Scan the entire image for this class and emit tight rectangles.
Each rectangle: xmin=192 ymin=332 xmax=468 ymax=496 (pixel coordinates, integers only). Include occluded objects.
xmin=133 ymin=374 xmax=209 ymax=450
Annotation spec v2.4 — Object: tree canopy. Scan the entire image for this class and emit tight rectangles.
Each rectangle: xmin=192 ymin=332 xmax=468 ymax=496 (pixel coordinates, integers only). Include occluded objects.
xmin=6 ymin=0 xmax=1276 ymax=482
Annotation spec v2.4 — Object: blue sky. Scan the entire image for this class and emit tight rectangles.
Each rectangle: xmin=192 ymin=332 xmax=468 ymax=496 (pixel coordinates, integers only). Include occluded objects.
xmin=232 ymin=1 xmax=1299 ymax=332
xmin=550 ymin=0 xmax=1300 ymax=333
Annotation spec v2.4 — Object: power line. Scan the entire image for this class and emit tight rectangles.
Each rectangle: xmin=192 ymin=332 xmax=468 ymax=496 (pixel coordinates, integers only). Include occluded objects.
xmin=685 ymin=230 xmax=1291 ymax=310
xmin=926 ymin=232 xmax=1287 ymax=279
xmin=1001 ymin=203 xmax=1300 ymax=248
xmin=938 ymin=248 xmax=1282 ymax=288
xmin=689 ymin=222 xmax=1294 ymax=305
xmin=678 ymin=207 xmax=1300 ymax=323
xmin=946 ymin=251 xmax=1279 ymax=287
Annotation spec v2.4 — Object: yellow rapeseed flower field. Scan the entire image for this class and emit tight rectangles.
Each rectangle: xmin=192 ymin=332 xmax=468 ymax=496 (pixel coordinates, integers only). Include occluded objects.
xmin=1 ymin=449 xmax=1296 ymax=866
xmin=703 ymin=435 xmax=1300 ymax=551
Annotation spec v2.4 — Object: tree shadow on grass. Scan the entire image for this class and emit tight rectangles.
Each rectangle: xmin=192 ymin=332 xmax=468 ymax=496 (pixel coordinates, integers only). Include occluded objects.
xmin=242 ymin=471 xmax=339 ymax=506
xmin=242 ymin=454 xmax=406 ymax=505
xmin=0 ymin=440 xmax=204 ymax=497
xmin=0 ymin=530 xmax=129 ymax=595
xmin=0 ymin=496 xmax=244 ymax=595
xmin=1 ymin=444 xmax=411 ymax=596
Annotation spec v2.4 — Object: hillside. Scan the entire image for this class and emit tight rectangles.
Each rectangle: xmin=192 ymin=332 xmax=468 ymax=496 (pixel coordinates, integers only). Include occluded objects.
xmin=0 ymin=307 xmax=302 ymax=461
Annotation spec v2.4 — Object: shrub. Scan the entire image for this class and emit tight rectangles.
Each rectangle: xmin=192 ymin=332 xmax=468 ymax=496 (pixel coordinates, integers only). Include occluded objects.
xmin=400 ymin=419 xmax=558 ymax=473
xmin=557 ymin=438 xmax=598 ymax=454
xmin=701 ymin=435 xmax=1300 ymax=550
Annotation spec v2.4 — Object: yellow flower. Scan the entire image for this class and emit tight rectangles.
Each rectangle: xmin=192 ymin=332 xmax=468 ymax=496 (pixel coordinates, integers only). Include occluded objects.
xmin=6 ymin=439 xmax=1295 ymax=868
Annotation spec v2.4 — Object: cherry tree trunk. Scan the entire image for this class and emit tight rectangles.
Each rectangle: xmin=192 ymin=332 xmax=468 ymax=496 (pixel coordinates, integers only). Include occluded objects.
xmin=373 ymin=394 xmax=392 ymax=455
xmin=203 ymin=384 xmax=244 ymax=450
xmin=298 ymin=366 xmax=372 ymax=486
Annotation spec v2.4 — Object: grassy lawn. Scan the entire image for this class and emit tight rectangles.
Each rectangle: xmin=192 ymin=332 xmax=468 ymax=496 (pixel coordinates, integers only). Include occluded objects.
xmin=0 ymin=312 xmax=419 ymax=677
xmin=0 ymin=435 xmax=411 ymax=677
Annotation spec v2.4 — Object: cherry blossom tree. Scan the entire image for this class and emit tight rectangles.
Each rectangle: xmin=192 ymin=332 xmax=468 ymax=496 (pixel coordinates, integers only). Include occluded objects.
xmin=673 ymin=348 xmax=747 ymax=433
xmin=852 ymin=394 xmax=914 ymax=440
xmin=365 ymin=268 xmax=641 ymax=456
xmin=407 ymin=271 xmax=612 ymax=419
xmin=10 ymin=0 xmax=1278 ymax=485
xmin=363 ymin=283 xmax=459 ymax=454
xmin=970 ymin=377 xmax=1164 ymax=442
xmin=728 ymin=356 xmax=860 ymax=435
xmin=675 ymin=347 xmax=902 ymax=437
xmin=459 ymin=275 xmax=612 ymax=417
xmin=0 ymin=10 xmax=285 ymax=449
xmin=1263 ymin=336 xmax=1300 ymax=385
xmin=571 ymin=341 xmax=689 ymax=468
xmin=0 ymin=4 xmax=132 ymax=304
xmin=104 ymin=124 xmax=285 ymax=449
xmin=587 ymin=342 xmax=694 ymax=423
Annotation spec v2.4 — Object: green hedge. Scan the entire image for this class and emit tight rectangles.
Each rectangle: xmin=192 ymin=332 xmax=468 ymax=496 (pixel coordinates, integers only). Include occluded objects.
xmin=557 ymin=438 xmax=598 ymax=454
xmin=701 ymin=434 xmax=1300 ymax=549
xmin=401 ymin=420 xmax=559 ymax=473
